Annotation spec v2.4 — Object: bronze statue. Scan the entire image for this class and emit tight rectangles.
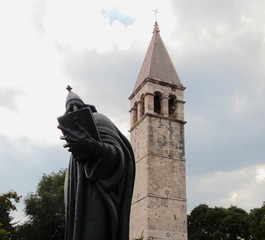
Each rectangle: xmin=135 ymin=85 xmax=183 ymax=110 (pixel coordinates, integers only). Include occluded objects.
xmin=58 ymin=86 xmax=135 ymax=240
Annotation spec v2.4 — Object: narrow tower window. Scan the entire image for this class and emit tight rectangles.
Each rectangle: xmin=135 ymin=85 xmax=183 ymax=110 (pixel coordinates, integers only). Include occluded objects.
xmin=154 ymin=92 xmax=162 ymax=114
xmin=133 ymin=102 xmax=138 ymax=125
xmin=139 ymin=94 xmax=145 ymax=118
xmin=169 ymin=95 xmax=177 ymax=118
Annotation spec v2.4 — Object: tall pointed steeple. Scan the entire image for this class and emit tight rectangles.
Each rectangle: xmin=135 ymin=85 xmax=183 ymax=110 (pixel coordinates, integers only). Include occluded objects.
xmin=133 ymin=21 xmax=182 ymax=92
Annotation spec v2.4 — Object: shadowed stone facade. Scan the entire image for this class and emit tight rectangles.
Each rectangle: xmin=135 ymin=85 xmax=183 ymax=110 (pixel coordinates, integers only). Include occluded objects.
xmin=129 ymin=22 xmax=187 ymax=240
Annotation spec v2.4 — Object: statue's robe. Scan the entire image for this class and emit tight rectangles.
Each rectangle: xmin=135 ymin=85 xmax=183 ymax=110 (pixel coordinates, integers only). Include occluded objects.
xmin=64 ymin=112 xmax=135 ymax=240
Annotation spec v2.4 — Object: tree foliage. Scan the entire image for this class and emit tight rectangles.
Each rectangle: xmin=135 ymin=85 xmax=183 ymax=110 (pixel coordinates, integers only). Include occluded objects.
xmin=0 ymin=190 xmax=21 ymax=240
xmin=20 ymin=169 xmax=66 ymax=240
xmin=188 ymin=204 xmax=252 ymax=240
xmin=2 ymin=168 xmax=264 ymax=240
xmin=249 ymin=202 xmax=265 ymax=240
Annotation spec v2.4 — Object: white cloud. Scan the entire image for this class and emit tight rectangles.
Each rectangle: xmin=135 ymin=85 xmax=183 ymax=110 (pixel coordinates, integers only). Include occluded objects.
xmin=41 ymin=0 xmax=143 ymax=52
xmin=188 ymin=164 xmax=265 ymax=211
xmin=256 ymin=165 xmax=265 ymax=183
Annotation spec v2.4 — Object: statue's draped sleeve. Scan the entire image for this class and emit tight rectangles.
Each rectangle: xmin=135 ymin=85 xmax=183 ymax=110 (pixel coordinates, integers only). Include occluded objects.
xmin=64 ymin=112 xmax=135 ymax=240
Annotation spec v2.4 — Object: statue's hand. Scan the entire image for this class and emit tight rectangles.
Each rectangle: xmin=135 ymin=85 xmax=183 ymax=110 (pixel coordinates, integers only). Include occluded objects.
xmin=58 ymin=124 xmax=104 ymax=160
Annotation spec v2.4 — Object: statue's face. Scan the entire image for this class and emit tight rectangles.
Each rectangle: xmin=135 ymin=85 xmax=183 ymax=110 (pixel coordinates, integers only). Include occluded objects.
xmin=66 ymin=100 xmax=85 ymax=113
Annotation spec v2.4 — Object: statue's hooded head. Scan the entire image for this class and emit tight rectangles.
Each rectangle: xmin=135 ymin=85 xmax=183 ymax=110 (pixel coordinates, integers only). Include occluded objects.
xmin=65 ymin=85 xmax=97 ymax=113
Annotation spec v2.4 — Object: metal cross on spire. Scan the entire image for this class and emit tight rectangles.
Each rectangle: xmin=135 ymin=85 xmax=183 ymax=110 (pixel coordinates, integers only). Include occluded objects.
xmin=152 ymin=7 xmax=160 ymax=22
xmin=66 ymin=85 xmax=72 ymax=92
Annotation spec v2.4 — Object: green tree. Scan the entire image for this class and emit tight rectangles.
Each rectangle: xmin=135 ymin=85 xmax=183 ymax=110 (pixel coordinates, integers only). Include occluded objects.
xmin=221 ymin=206 xmax=251 ymax=240
xmin=188 ymin=204 xmax=252 ymax=240
xmin=0 ymin=224 xmax=7 ymax=239
xmin=188 ymin=204 xmax=226 ymax=240
xmin=249 ymin=202 xmax=265 ymax=240
xmin=0 ymin=190 xmax=21 ymax=240
xmin=21 ymin=169 xmax=66 ymax=240
xmin=13 ymin=222 xmax=34 ymax=240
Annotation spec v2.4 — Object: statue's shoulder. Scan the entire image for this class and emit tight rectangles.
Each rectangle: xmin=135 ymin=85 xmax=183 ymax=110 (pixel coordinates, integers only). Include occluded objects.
xmin=93 ymin=112 xmax=115 ymax=129
xmin=93 ymin=112 xmax=109 ymax=121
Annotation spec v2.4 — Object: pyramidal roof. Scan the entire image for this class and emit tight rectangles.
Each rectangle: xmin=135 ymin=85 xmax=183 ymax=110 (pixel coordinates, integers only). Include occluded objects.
xmin=133 ymin=22 xmax=182 ymax=92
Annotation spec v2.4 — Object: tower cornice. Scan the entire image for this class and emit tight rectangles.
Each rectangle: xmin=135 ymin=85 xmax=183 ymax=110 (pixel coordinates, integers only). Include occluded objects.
xmin=129 ymin=77 xmax=185 ymax=100
xmin=130 ymin=112 xmax=187 ymax=132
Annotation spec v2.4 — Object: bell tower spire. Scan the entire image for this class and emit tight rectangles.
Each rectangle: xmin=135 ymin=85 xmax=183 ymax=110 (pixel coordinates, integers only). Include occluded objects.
xmin=132 ymin=19 xmax=183 ymax=95
xmin=129 ymin=21 xmax=188 ymax=240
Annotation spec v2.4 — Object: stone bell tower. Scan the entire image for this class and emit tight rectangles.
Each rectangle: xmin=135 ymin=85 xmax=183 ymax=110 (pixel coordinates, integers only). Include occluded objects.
xmin=129 ymin=22 xmax=187 ymax=240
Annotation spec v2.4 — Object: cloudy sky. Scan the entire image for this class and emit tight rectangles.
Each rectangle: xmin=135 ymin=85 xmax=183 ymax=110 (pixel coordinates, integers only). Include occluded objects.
xmin=1 ymin=0 xmax=265 ymax=221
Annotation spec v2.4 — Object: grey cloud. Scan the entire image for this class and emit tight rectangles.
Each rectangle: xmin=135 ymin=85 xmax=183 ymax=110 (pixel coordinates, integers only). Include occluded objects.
xmin=187 ymin=165 xmax=265 ymax=211
xmin=57 ymin=44 xmax=143 ymax=126
xmin=0 ymin=133 xmax=67 ymax=199
xmin=171 ymin=0 xmax=262 ymax=30
xmin=165 ymin=1 xmax=265 ymax=178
